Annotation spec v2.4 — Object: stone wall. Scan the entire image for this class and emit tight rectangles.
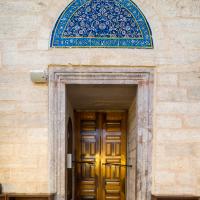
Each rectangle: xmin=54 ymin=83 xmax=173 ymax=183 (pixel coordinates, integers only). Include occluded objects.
xmin=0 ymin=0 xmax=200 ymax=196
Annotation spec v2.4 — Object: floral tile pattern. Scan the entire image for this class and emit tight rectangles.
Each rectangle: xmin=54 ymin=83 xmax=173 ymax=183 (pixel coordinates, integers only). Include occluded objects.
xmin=50 ymin=0 xmax=153 ymax=48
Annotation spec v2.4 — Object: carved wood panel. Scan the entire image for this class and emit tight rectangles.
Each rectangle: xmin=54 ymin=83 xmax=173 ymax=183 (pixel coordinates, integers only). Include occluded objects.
xmin=75 ymin=112 xmax=126 ymax=200
xmin=75 ymin=112 xmax=100 ymax=200
xmin=101 ymin=112 xmax=126 ymax=200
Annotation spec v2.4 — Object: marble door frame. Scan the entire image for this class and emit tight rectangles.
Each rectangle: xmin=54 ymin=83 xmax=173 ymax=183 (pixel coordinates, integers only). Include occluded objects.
xmin=48 ymin=65 xmax=154 ymax=200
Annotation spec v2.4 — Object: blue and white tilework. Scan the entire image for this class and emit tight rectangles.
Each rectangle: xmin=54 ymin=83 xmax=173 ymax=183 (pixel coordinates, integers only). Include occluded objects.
xmin=50 ymin=0 xmax=153 ymax=48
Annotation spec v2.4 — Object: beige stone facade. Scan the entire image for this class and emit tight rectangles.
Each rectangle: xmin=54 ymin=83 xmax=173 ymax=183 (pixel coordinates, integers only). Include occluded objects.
xmin=0 ymin=0 xmax=200 ymax=197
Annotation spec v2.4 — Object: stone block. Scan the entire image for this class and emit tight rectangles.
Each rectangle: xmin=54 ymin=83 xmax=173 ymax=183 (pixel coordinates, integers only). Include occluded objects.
xmin=175 ymin=172 xmax=197 ymax=187
xmin=37 ymin=155 xmax=48 ymax=169
xmin=0 ymin=15 xmax=40 ymax=39
xmin=0 ymin=168 xmax=10 ymax=182
xmin=0 ymin=39 xmax=38 ymax=52
xmin=0 ymin=113 xmax=48 ymax=128
xmin=0 ymin=127 xmax=48 ymax=144
xmin=156 ymin=156 xmax=191 ymax=172
xmin=0 ymin=102 xmax=17 ymax=113
xmin=2 ymin=51 xmax=49 ymax=67
xmin=0 ymin=51 xmax=2 ymax=67
xmin=0 ymin=71 xmax=31 ymax=85
xmin=13 ymin=144 xmax=47 ymax=157
xmin=0 ymin=154 xmax=38 ymax=169
xmin=163 ymin=19 xmax=200 ymax=50
xmin=157 ymin=73 xmax=178 ymax=86
xmin=0 ymin=144 xmax=13 ymax=156
xmin=157 ymin=64 xmax=200 ymax=73
xmin=156 ymin=0 xmax=200 ymax=18
xmin=169 ymin=31 xmax=200 ymax=50
xmin=164 ymin=18 xmax=200 ymax=34
xmin=37 ymin=39 xmax=49 ymax=50
xmin=38 ymin=26 xmax=52 ymax=40
xmin=187 ymin=86 xmax=200 ymax=100
xmin=25 ymin=128 xmax=48 ymax=144
xmin=155 ymin=171 xmax=176 ymax=185
xmin=10 ymin=168 xmax=48 ymax=182
xmin=179 ymin=72 xmax=200 ymax=87
xmin=17 ymin=39 xmax=38 ymax=51
xmin=156 ymin=115 xmax=182 ymax=128
xmin=161 ymin=143 xmax=199 ymax=158
xmin=175 ymin=0 xmax=200 ymax=18
xmin=35 ymin=182 xmax=49 ymax=193
xmin=0 ymin=0 xmax=51 ymax=15
xmin=156 ymin=102 xmax=200 ymax=115
xmin=157 ymin=87 xmax=187 ymax=101
xmin=0 ymin=86 xmax=48 ymax=102
xmin=156 ymin=129 xmax=200 ymax=142
xmin=188 ymin=50 xmax=200 ymax=64
xmin=2 ymin=182 xmax=38 ymax=193
xmin=49 ymin=48 xmax=156 ymax=66
xmin=184 ymin=116 xmax=200 ymax=128
xmin=18 ymin=102 xmax=48 ymax=113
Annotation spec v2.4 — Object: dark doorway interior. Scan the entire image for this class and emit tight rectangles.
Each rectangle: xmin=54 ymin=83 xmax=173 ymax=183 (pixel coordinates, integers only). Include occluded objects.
xmin=67 ymin=84 xmax=137 ymax=200
xmin=66 ymin=118 xmax=73 ymax=200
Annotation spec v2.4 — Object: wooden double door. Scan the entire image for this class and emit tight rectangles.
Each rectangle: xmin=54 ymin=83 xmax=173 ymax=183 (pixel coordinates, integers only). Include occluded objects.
xmin=75 ymin=112 xmax=127 ymax=200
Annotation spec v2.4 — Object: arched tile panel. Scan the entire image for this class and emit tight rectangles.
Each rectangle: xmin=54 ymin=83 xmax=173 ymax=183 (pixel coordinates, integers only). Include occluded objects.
xmin=51 ymin=0 xmax=153 ymax=48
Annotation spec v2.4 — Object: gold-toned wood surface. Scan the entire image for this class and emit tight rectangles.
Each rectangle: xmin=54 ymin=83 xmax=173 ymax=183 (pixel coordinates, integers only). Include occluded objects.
xmin=0 ymin=194 xmax=6 ymax=200
xmin=75 ymin=112 xmax=127 ymax=200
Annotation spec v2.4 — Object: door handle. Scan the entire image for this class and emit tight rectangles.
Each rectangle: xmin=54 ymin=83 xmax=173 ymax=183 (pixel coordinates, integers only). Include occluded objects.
xmin=102 ymin=163 xmax=132 ymax=167
xmin=67 ymin=154 xmax=72 ymax=169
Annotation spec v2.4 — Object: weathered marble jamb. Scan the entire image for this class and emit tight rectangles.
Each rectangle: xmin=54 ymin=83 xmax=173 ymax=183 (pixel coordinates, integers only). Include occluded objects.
xmin=137 ymin=74 xmax=153 ymax=200
xmin=49 ymin=70 xmax=67 ymax=200
xmin=48 ymin=66 xmax=154 ymax=200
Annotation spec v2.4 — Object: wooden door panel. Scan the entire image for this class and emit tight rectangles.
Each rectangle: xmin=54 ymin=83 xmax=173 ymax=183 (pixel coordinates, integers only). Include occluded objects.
xmin=102 ymin=113 xmax=126 ymax=200
xmin=75 ymin=112 xmax=99 ymax=200
xmin=75 ymin=112 xmax=126 ymax=200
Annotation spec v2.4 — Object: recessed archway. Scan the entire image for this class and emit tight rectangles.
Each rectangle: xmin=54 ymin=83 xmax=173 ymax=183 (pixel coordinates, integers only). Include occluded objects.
xmin=48 ymin=66 xmax=154 ymax=200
